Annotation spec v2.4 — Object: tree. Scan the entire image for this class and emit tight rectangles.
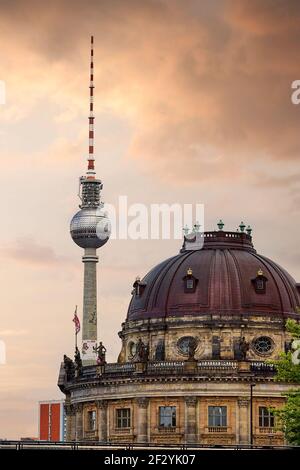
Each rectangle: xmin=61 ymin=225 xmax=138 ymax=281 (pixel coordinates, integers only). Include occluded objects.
xmin=271 ymin=319 xmax=300 ymax=445
xmin=273 ymin=392 xmax=300 ymax=445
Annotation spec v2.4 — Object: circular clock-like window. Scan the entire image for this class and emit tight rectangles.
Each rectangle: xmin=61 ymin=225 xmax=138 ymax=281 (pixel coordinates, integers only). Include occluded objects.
xmin=177 ymin=336 xmax=197 ymax=355
xmin=252 ymin=336 xmax=273 ymax=355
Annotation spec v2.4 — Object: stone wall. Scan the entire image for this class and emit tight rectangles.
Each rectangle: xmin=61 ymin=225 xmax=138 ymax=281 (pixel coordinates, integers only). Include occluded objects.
xmin=119 ymin=314 xmax=289 ymax=363
xmin=67 ymin=391 xmax=286 ymax=446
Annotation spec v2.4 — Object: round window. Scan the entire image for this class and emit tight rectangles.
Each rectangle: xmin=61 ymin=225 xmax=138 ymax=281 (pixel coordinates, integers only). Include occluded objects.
xmin=177 ymin=336 xmax=197 ymax=355
xmin=252 ymin=336 xmax=273 ymax=355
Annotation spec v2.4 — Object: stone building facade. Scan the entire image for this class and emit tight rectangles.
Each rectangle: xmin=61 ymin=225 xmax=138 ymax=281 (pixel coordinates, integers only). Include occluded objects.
xmin=58 ymin=229 xmax=300 ymax=446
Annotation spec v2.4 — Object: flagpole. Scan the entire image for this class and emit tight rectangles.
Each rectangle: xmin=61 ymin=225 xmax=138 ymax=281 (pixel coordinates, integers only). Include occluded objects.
xmin=75 ymin=305 xmax=78 ymax=352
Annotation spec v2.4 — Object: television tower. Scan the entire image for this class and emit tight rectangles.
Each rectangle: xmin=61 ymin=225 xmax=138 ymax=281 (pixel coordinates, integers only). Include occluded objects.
xmin=70 ymin=36 xmax=111 ymax=365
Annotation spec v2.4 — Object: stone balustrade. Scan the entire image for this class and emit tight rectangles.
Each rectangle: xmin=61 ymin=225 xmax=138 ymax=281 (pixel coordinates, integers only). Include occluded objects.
xmin=61 ymin=360 xmax=276 ymax=386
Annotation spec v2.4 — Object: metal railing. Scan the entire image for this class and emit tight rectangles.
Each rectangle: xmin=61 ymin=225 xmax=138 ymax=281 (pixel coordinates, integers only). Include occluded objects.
xmin=0 ymin=440 xmax=298 ymax=451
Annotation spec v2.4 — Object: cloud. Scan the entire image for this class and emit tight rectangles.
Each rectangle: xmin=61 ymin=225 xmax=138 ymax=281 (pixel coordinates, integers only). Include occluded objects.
xmin=0 ymin=0 xmax=299 ymax=185
xmin=253 ymin=173 xmax=300 ymax=188
xmin=1 ymin=237 xmax=73 ymax=268
xmin=226 ymin=0 xmax=300 ymax=36
xmin=0 ymin=329 xmax=28 ymax=337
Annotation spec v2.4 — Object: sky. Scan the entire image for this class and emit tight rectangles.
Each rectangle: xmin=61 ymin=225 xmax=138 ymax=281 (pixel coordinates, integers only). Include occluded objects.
xmin=0 ymin=0 xmax=300 ymax=439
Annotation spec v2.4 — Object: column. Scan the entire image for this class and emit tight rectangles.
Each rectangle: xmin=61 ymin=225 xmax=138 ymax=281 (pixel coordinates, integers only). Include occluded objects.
xmin=97 ymin=400 xmax=108 ymax=442
xmin=65 ymin=403 xmax=76 ymax=441
xmin=237 ymin=398 xmax=250 ymax=445
xmin=82 ymin=247 xmax=98 ymax=365
xmin=75 ymin=403 xmax=84 ymax=441
xmin=185 ymin=397 xmax=198 ymax=444
xmin=136 ymin=398 xmax=149 ymax=443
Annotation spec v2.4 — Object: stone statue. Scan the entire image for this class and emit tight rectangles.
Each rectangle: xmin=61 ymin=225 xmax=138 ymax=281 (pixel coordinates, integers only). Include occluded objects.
xmin=74 ymin=346 xmax=82 ymax=375
xmin=95 ymin=341 xmax=107 ymax=365
xmin=187 ymin=338 xmax=197 ymax=361
xmin=63 ymin=354 xmax=75 ymax=380
xmin=239 ymin=337 xmax=249 ymax=360
xmin=135 ymin=338 xmax=149 ymax=362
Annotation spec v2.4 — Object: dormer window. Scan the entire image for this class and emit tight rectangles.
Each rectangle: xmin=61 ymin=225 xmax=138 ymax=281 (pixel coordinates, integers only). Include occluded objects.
xmin=183 ymin=267 xmax=198 ymax=293
xmin=252 ymin=269 xmax=268 ymax=294
xmin=132 ymin=276 xmax=146 ymax=297
xmin=256 ymin=278 xmax=264 ymax=290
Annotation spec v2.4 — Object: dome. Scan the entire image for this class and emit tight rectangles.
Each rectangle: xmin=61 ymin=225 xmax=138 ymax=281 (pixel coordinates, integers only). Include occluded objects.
xmin=127 ymin=230 xmax=300 ymax=321
xmin=70 ymin=207 xmax=110 ymax=249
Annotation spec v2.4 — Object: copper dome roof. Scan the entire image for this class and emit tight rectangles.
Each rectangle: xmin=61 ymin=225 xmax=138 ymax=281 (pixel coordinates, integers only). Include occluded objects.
xmin=127 ymin=231 xmax=300 ymax=321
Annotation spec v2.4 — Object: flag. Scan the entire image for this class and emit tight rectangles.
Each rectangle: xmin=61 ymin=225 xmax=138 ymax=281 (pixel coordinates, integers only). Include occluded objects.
xmin=72 ymin=306 xmax=80 ymax=335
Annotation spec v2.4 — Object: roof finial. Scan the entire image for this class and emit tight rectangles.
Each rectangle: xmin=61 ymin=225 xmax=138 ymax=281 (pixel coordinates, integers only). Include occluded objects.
xmin=192 ymin=221 xmax=201 ymax=233
xmin=246 ymin=225 xmax=252 ymax=236
xmin=87 ymin=35 xmax=96 ymax=178
xmin=183 ymin=225 xmax=189 ymax=236
xmin=239 ymin=221 xmax=246 ymax=232
xmin=217 ymin=219 xmax=224 ymax=231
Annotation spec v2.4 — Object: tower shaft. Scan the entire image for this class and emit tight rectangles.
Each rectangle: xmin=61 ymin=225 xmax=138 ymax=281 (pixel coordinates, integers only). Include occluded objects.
xmin=82 ymin=248 xmax=98 ymax=364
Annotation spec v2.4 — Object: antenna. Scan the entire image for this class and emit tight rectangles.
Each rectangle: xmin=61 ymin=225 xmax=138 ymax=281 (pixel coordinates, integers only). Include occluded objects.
xmin=87 ymin=35 xmax=95 ymax=178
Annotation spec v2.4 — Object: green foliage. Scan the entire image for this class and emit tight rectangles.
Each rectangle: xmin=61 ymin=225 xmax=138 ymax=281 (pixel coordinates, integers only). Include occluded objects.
xmin=286 ymin=318 xmax=300 ymax=338
xmin=271 ymin=352 xmax=300 ymax=383
xmin=271 ymin=320 xmax=300 ymax=445
xmin=272 ymin=391 xmax=300 ymax=445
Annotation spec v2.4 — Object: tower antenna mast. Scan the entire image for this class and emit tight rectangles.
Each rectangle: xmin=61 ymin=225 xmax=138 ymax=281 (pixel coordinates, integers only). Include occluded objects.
xmin=87 ymin=35 xmax=95 ymax=178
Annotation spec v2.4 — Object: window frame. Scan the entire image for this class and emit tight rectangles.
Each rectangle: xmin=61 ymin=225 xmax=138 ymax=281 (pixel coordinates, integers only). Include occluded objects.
xmin=116 ymin=408 xmax=131 ymax=429
xmin=252 ymin=336 xmax=273 ymax=356
xmin=208 ymin=406 xmax=227 ymax=427
xmin=177 ymin=336 xmax=198 ymax=356
xmin=87 ymin=409 xmax=96 ymax=431
xmin=259 ymin=406 xmax=275 ymax=428
xmin=158 ymin=406 xmax=177 ymax=428
xmin=251 ymin=273 xmax=268 ymax=294
xmin=186 ymin=278 xmax=195 ymax=290
xmin=182 ymin=271 xmax=198 ymax=293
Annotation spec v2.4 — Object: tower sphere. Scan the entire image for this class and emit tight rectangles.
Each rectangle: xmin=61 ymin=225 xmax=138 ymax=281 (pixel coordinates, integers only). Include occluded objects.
xmin=70 ymin=207 xmax=111 ymax=249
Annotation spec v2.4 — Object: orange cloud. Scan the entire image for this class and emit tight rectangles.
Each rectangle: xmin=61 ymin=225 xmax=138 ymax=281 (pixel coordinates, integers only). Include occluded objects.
xmin=1 ymin=0 xmax=299 ymax=185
